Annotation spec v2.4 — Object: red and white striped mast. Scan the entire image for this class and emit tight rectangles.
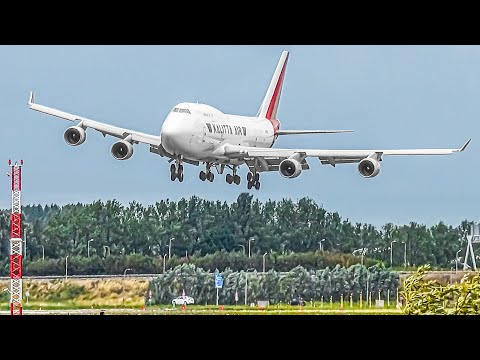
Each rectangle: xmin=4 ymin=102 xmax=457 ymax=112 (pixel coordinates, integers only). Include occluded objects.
xmin=8 ymin=159 xmax=23 ymax=315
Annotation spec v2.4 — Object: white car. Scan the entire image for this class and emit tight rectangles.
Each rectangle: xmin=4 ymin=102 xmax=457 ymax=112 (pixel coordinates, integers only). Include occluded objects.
xmin=172 ymin=296 xmax=195 ymax=306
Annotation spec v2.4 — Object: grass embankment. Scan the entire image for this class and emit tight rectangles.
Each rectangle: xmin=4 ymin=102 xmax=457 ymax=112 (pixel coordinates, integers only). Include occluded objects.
xmin=0 ymin=278 xmax=149 ymax=310
xmin=1 ymin=278 xmax=403 ymax=314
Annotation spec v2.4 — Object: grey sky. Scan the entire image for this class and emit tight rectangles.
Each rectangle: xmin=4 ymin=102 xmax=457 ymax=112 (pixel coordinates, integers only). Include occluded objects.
xmin=0 ymin=45 xmax=477 ymax=228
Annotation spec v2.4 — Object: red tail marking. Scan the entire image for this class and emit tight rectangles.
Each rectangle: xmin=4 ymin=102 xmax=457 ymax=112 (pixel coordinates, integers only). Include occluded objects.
xmin=265 ymin=53 xmax=289 ymax=120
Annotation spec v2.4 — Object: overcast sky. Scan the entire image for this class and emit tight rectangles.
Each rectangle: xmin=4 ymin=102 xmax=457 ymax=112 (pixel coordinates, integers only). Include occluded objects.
xmin=0 ymin=45 xmax=477 ymax=228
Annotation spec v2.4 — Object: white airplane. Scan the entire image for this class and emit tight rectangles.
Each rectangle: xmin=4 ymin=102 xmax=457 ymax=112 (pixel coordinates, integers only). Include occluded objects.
xmin=28 ymin=51 xmax=470 ymax=190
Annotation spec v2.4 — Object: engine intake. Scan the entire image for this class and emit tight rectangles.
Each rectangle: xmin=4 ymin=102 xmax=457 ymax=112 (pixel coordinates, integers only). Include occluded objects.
xmin=111 ymin=140 xmax=134 ymax=160
xmin=279 ymin=158 xmax=302 ymax=179
xmin=64 ymin=126 xmax=86 ymax=146
xmin=358 ymin=158 xmax=381 ymax=178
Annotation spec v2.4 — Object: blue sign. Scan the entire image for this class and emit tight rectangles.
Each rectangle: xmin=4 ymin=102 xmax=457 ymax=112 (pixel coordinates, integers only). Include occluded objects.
xmin=214 ymin=273 xmax=223 ymax=289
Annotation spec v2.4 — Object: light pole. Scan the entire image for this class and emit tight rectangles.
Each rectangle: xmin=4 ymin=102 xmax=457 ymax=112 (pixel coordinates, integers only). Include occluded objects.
xmin=40 ymin=245 xmax=45 ymax=261
xmin=262 ymin=252 xmax=267 ymax=273
xmin=402 ymin=241 xmax=407 ymax=268
xmin=88 ymin=238 xmax=94 ymax=258
xmin=245 ymin=272 xmax=248 ymax=305
xmin=65 ymin=255 xmax=69 ymax=281
xmin=456 ymin=249 xmax=462 ymax=272
xmin=238 ymin=244 xmax=245 ymax=254
xmin=244 ymin=268 xmax=255 ymax=305
xmin=319 ymin=238 xmax=326 ymax=252
xmin=390 ymin=240 xmax=397 ymax=267
xmin=163 ymin=254 xmax=167 ymax=272
xmin=168 ymin=237 xmax=174 ymax=259
xmin=248 ymin=237 xmax=255 ymax=258
xmin=103 ymin=245 xmax=110 ymax=257
xmin=366 ymin=269 xmax=370 ymax=306
xmin=353 ymin=248 xmax=367 ymax=266
xmin=360 ymin=248 xmax=368 ymax=266
xmin=24 ymin=231 xmax=27 ymax=261
xmin=124 ymin=268 xmax=131 ymax=277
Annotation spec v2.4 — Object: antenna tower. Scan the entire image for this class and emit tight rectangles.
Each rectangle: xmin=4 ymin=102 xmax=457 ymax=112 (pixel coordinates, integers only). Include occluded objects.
xmin=8 ymin=159 xmax=23 ymax=315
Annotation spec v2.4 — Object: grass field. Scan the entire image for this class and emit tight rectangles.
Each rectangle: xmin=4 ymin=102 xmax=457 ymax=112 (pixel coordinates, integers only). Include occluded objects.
xmin=0 ymin=301 xmax=403 ymax=315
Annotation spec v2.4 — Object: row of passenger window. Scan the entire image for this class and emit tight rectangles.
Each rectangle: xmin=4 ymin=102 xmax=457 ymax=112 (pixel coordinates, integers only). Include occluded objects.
xmin=172 ymin=108 xmax=191 ymax=114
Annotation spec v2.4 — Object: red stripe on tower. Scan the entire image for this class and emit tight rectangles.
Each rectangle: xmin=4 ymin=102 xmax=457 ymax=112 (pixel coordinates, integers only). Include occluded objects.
xmin=10 ymin=254 xmax=22 ymax=278
xmin=10 ymin=214 xmax=21 ymax=239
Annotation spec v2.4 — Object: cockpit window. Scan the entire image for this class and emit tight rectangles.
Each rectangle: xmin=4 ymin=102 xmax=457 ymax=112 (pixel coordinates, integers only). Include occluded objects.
xmin=172 ymin=108 xmax=191 ymax=114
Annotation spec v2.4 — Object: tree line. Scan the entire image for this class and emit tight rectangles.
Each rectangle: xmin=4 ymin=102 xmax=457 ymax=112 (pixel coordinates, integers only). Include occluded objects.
xmin=149 ymin=263 xmax=399 ymax=305
xmin=0 ymin=193 xmax=473 ymax=273
xmin=0 ymin=250 xmax=377 ymax=276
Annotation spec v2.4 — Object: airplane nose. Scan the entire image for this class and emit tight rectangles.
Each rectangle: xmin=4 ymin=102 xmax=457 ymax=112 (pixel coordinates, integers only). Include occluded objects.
xmin=161 ymin=120 xmax=186 ymax=153
xmin=161 ymin=122 xmax=179 ymax=138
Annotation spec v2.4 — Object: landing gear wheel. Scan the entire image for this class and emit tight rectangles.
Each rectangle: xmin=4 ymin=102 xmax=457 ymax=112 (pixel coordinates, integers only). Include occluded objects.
xmin=200 ymin=171 xmax=206 ymax=181
xmin=171 ymin=172 xmax=177 ymax=182
xmin=234 ymin=175 xmax=241 ymax=185
xmin=247 ymin=172 xmax=253 ymax=182
xmin=247 ymin=181 xmax=253 ymax=190
xmin=178 ymin=172 xmax=184 ymax=182
xmin=207 ymin=172 xmax=214 ymax=182
xmin=255 ymin=181 xmax=261 ymax=190
xmin=170 ymin=164 xmax=176 ymax=174
xmin=178 ymin=164 xmax=184 ymax=175
xmin=255 ymin=173 xmax=260 ymax=182
xmin=226 ymin=174 xmax=233 ymax=184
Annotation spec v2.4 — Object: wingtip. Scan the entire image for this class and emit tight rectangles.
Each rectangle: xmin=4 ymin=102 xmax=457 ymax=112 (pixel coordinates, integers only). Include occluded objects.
xmin=28 ymin=91 xmax=34 ymax=106
xmin=460 ymin=139 xmax=471 ymax=152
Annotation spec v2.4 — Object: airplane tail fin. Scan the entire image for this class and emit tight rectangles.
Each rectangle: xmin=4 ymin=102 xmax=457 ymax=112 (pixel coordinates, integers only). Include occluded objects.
xmin=257 ymin=51 xmax=289 ymax=120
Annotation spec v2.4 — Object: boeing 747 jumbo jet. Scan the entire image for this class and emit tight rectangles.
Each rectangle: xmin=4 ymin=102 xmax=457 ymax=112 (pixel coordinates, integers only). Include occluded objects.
xmin=28 ymin=51 xmax=470 ymax=190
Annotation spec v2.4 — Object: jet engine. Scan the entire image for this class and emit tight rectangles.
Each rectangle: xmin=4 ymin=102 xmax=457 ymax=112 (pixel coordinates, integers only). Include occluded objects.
xmin=111 ymin=140 xmax=134 ymax=160
xmin=279 ymin=158 xmax=302 ymax=179
xmin=358 ymin=158 xmax=381 ymax=178
xmin=64 ymin=126 xmax=86 ymax=146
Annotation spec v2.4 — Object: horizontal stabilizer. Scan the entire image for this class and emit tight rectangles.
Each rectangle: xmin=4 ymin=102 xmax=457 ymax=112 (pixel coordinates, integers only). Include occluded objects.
xmin=276 ymin=130 xmax=353 ymax=135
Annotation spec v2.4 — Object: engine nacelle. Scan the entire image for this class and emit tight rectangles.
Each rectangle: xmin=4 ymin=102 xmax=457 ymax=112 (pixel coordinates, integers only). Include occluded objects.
xmin=358 ymin=158 xmax=381 ymax=178
xmin=279 ymin=158 xmax=302 ymax=179
xmin=111 ymin=140 xmax=134 ymax=160
xmin=64 ymin=126 xmax=86 ymax=146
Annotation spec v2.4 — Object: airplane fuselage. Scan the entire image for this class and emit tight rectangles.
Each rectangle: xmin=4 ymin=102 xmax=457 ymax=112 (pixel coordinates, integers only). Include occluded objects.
xmin=160 ymin=102 xmax=277 ymax=164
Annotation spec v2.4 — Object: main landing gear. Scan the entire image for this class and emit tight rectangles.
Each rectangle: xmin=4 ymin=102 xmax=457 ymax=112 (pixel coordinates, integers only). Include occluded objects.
xmin=247 ymin=172 xmax=261 ymax=190
xmin=226 ymin=166 xmax=241 ymax=186
xmin=199 ymin=163 xmax=214 ymax=182
xmin=170 ymin=160 xmax=184 ymax=182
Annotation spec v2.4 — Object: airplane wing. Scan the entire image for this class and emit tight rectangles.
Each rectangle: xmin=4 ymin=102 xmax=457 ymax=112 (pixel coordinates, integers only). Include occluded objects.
xmin=27 ymin=91 xmax=161 ymax=146
xmin=222 ymin=140 xmax=471 ymax=173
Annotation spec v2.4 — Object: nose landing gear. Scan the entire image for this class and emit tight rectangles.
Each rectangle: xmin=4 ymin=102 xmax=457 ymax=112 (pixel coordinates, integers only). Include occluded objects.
xmin=170 ymin=160 xmax=184 ymax=182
